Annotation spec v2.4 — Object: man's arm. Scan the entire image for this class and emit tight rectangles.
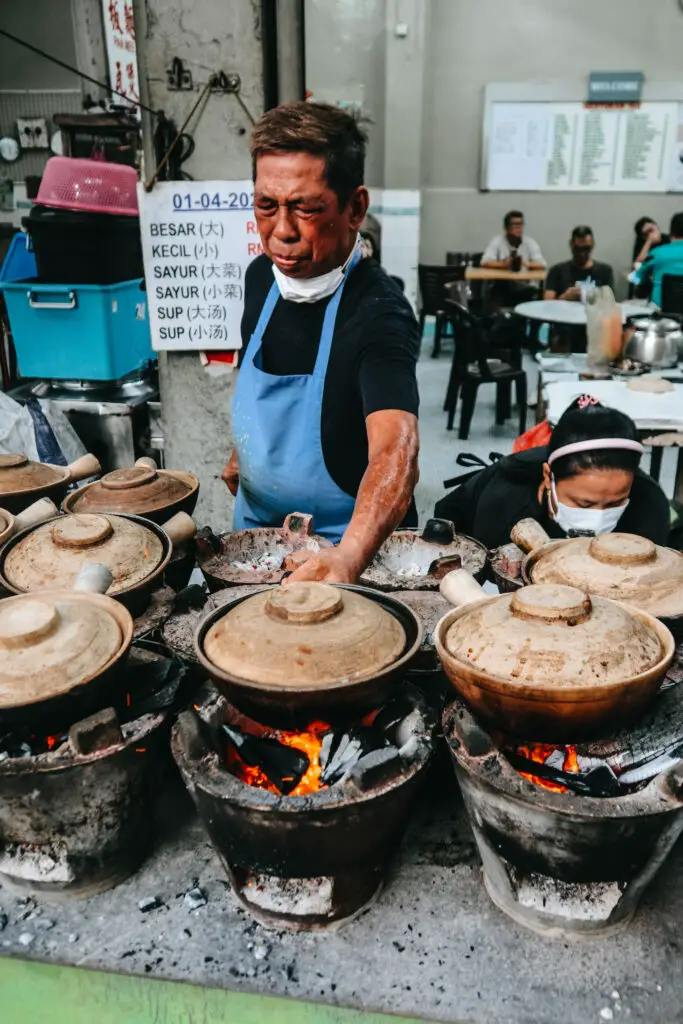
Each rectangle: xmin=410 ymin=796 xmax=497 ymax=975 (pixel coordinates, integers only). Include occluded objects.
xmin=287 ymin=410 xmax=419 ymax=583
xmin=481 ymin=237 xmax=510 ymax=270
xmin=544 ymin=265 xmax=579 ymax=301
xmin=524 ymin=238 xmax=547 ymax=270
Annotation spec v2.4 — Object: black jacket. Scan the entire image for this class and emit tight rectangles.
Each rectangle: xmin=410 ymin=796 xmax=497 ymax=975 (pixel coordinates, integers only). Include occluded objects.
xmin=434 ymin=447 xmax=670 ymax=549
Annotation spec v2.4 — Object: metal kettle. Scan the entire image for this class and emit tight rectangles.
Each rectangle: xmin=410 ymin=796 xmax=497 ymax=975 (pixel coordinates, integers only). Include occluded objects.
xmin=624 ymin=313 xmax=682 ymax=368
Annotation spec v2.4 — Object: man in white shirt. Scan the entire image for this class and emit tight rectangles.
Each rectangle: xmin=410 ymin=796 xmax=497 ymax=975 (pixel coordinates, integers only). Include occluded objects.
xmin=481 ymin=211 xmax=546 ymax=308
xmin=482 ymin=211 xmax=546 ymax=270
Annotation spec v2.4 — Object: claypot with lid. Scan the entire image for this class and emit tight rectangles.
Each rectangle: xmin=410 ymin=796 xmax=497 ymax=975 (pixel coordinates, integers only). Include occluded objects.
xmin=62 ymin=457 xmax=199 ymax=525
xmin=0 ymin=452 xmax=101 ymax=515
xmin=195 ymin=581 xmax=423 ymax=728
xmin=514 ymin=521 xmax=683 ymax=634
xmin=0 ymin=510 xmax=196 ymax=615
xmin=434 ymin=569 xmax=674 ymax=741
xmin=0 ymin=562 xmax=133 ymax=731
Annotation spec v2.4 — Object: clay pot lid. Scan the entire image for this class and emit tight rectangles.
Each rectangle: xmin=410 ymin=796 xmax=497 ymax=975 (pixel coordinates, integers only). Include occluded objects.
xmin=69 ymin=465 xmax=193 ymax=516
xmin=0 ymin=454 xmax=63 ymax=495
xmin=202 ymin=581 xmax=407 ymax=689
xmin=0 ymin=591 xmax=123 ymax=708
xmin=529 ymin=532 xmax=683 ymax=618
xmin=444 ymin=583 xmax=662 ymax=687
xmin=2 ymin=513 xmax=164 ymax=596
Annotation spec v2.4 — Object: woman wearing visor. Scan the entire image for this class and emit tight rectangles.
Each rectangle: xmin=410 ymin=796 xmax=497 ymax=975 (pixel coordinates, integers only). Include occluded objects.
xmin=435 ymin=396 xmax=670 ymax=548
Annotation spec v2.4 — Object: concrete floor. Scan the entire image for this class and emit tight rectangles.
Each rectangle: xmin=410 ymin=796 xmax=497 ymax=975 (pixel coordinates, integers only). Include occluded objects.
xmin=2 ymin=758 xmax=683 ymax=1024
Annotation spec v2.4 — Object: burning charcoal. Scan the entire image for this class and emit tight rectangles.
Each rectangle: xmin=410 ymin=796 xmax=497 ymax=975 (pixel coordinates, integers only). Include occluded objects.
xmin=184 ymin=887 xmax=207 ymax=910
xmin=173 ymin=583 xmax=210 ymax=614
xmin=69 ymin=708 xmax=123 ymax=756
xmin=138 ymin=896 xmax=162 ymax=913
xmin=349 ymin=746 xmax=403 ymax=791
xmin=223 ymin=724 xmax=309 ymax=795
xmin=321 ymin=727 xmax=387 ymax=786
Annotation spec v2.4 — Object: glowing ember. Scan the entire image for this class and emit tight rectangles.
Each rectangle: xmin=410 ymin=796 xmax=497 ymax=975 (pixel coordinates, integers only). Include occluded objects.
xmin=516 ymin=742 xmax=579 ymax=793
xmin=228 ymin=720 xmax=330 ymax=796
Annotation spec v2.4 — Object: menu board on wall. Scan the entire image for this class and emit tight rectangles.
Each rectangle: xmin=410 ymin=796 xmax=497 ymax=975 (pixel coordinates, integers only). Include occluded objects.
xmin=485 ymin=101 xmax=678 ymax=192
xmin=138 ymin=181 xmax=261 ymax=351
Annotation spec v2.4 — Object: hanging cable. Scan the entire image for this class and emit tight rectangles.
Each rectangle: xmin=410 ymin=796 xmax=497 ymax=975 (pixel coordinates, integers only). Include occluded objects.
xmin=144 ymin=81 xmax=213 ymax=191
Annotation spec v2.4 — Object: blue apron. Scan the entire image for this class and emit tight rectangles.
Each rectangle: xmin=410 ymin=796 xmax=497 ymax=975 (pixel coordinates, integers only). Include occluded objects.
xmin=232 ymin=250 xmax=361 ymax=542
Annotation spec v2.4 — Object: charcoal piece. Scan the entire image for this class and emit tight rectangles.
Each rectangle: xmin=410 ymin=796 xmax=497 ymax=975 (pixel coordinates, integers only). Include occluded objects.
xmin=320 ymin=727 xmax=388 ymax=786
xmin=173 ymin=583 xmax=210 ymax=614
xmin=124 ymin=657 xmax=189 ymax=719
xmin=396 ymin=710 xmax=424 ymax=750
xmin=507 ymin=750 xmax=620 ymax=797
xmin=349 ymin=746 xmax=403 ymax=791
xmin=372 ymin=697 xmax=418 ymax=746
xmin=184 ymin=887 xmax=207 ymax=910
xmin=318 ymin=731 xmax=337 ymax=773
xmin=421 ymin=518 xmax=455 ymax=545
xmin=195 ymin=528 xmax=222 ymax=558
xmin=138 ymin=897 xmax=162 ymax=913
xmin=222 ymin=724 xmax=309 ymax=795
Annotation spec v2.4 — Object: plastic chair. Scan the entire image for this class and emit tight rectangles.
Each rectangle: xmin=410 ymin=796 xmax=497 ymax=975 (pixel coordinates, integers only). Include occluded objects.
xmin=417 ymin=264 xmax=467 ymax=358
xmin=443 ymin=299 xmax=527 ymax=440
xmin=661 ymin=274 xmax=683 ymax=316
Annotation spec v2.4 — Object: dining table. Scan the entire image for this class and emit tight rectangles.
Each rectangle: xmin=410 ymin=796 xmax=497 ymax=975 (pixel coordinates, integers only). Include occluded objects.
xmin=514 ymin=298 xmax=654 ymax=325
xmin=466 ymin=267 xmax=546 ymax=282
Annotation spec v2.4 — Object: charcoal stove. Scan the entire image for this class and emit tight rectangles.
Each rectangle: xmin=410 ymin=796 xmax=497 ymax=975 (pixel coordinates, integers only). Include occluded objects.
xmin=361 ymin=520 xmax=487 ymax=592
xmin=172 ymin=682 xmax=436 ymax=931
xmin=443 ymin=688 xmax=683 ymax=937
xmin=0 ymin=648 xmax=185 ymax=899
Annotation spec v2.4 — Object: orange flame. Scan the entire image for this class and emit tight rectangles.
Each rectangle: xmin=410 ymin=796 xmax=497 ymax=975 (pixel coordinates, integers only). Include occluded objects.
xmin=516 ymin=743 xmax=579 ymax=793
xmin=227 ymin=720 xmax=330 ymax=796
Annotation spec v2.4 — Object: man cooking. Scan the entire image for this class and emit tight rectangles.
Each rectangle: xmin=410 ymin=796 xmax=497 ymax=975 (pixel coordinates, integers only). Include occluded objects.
xmin=222 ymin=102 xmax=420 ymax=584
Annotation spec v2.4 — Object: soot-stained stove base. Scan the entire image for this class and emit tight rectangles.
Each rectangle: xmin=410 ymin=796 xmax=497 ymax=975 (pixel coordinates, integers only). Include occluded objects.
xmin=2 ymin=770 xmax=683 ymax=1024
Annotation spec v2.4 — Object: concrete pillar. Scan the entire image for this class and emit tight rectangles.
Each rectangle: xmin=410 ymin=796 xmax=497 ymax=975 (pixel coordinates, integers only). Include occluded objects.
xmin=133 ymin=0 xmax=264 ymax=529
xmin=275 ymin=0 xmax=305 ymax=103
xmin=382 ymin=0 xmax=427 ymax=190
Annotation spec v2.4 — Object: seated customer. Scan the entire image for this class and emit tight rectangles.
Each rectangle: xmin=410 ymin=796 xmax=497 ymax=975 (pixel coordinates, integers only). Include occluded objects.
xmin=632 ymin=216 xmax=669 ymax=268
xmin=434 ymin=396 xmax=669 ymax=549
xmin=545 ymin=226 xmax=614 ymax=301
xmin=631 ymin=212 xmax=683 ymax=308
xmin=482 ymin=211 xmax=546 ymax=271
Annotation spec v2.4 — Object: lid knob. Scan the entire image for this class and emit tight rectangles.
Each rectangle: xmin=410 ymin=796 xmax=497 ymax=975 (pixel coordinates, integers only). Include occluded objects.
xmin=101 ymin=466 xmax=157 ymax=491
xmin=265 ymin=582 xmax=344 ymax=624
xmin=510 ymin=584 xmax=592 ymax=624
xmin=0 ymin=454 xmax=28 ymax=470
xmin=588 ymin=533 xmax=657 ymax=567
xmin=51 ymin=513 xmax=114 ymax=549
xmin=0 ymin=599 xmax=59 ymax=649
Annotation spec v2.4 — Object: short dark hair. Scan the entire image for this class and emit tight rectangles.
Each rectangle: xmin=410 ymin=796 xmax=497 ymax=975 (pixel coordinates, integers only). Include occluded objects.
xmin=250 ymin=101 xmax=367 ymax=208
xmin=670 ymin=212 xmax=683 ymax=238
xmin=504 ymin=210 xmax=524 ymax=227
xmin=547 ymin=397 xmax=641 ymax=480
xmin=634 ymin=216 xmax=655 ymax=238
xmin=571 ymin=225 xmax=594 ymax=242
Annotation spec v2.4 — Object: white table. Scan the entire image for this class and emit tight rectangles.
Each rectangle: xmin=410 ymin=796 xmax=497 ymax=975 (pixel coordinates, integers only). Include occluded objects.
xmin=515 ymin=299 xmax=654 ymax=325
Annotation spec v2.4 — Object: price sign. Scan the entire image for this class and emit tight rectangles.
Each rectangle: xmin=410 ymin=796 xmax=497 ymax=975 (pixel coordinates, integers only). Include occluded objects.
xmin=138 ymin=180 xmax=263 ymax=351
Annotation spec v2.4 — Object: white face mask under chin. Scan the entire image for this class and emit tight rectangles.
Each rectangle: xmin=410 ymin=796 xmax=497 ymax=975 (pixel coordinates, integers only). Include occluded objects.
xmin=549 ymin=475 xmax=628 ymax=537
xmin=272 ymin=239 xmax=360 ymax=304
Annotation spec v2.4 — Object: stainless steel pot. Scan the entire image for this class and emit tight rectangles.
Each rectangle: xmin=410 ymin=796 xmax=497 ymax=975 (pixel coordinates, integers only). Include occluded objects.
xmin=624 ymin=314 xmax=682 ymax=369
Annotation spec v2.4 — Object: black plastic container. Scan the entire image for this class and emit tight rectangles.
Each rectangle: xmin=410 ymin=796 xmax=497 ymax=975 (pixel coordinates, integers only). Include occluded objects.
xmin=22 ymin=204 xmax=143 ymax=285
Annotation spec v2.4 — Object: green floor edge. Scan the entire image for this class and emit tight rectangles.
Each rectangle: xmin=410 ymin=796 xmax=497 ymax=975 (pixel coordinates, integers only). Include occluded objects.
xmin=0 ymin=956 xmax=444 ymax=1024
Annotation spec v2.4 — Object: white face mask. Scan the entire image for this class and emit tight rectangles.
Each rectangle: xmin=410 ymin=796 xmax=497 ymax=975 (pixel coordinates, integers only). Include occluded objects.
xmin=549 ymin=475 xmax=628 ymax=537
xmin=272 ymin=238 xmax=360 ymax=304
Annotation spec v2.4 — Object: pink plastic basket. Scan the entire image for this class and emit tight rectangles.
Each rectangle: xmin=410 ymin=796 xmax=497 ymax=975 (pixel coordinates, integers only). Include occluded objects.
xmin=36 ymin=157 xmax=139 ymax=216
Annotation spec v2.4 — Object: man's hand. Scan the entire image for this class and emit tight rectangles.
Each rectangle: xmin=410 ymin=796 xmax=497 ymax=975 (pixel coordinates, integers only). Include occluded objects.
xmin=222 ymin=449 xmax=239 ymax=496
xmin=561 ymin=286 xmax=581 ymax=302
xmin=285 ymin=548 xmax=361 ymax=584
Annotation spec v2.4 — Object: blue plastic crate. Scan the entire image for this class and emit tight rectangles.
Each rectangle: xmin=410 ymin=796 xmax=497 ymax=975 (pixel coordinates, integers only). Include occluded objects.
xmin=0 ymin=233 xmax=37 ymax=283
xmin=0 ymin=277 xmax=154 ymax=380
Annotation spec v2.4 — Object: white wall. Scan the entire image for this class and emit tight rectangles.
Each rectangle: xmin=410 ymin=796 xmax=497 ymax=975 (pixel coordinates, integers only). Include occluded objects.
xmin=421 ymin=0 xmax=683 ymax=281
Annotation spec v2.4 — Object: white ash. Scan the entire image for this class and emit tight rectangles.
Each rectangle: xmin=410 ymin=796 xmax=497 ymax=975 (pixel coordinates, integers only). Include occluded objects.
xmin=184 ymin=887 xmax=207 ymax=910
xmin=18 ymin=932 xmax=35 ymax=947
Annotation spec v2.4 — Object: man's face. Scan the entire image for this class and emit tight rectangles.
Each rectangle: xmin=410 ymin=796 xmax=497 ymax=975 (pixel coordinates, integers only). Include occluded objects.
xmin=506 ymin=217 xmax=524 ymax=243
xmin=254 ymin=151 xmax=368 ymax=278
xmin=571 ymin=235 xmax=594 ymax=267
